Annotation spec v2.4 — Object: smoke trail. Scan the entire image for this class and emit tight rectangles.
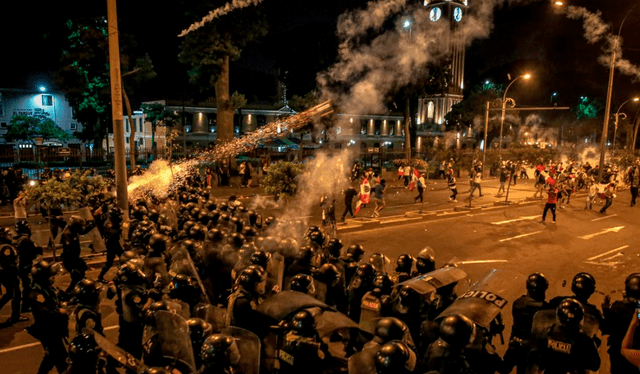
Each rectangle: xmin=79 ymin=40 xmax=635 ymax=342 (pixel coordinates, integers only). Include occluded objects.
xmin=319 ymin=0 xmax=532 ymax=116
xmin=178 ymin=0 xmax=264 ymax=37
xmin=562 ymin=5 xmax=640 ymax=81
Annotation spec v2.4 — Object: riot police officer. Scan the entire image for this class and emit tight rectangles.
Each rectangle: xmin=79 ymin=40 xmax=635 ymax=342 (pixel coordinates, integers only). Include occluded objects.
xmin=342 ymin=244 xmax=365 ymax=286
xmin=15 ymin=219 xmax=41 ymax=312
xmin=97 ymin=207 xmax=124 ymax=283
xmin=390 ymin=285 xmax=424 ymax=344
xmin=530 ymin=298 xmax=600 ymax=373
xmin=227 ymin=265 xmax=267 ymax=333
xmin=374 ymin=340 xmax=416 ymax=374
xmin=63 ymin=332 xmax=102 ymax=374
xmin=549 ymin=272 xmax=605 ymax=330
xmin=72 ymin=278 xmax=104 ymax=334
xmin=186 ymin=318 xmax=213 ymax=368
xmin=359 ymin=274 xmax=394 ymax=332
xmin=0 ymin=231 xmax=28 ymax=325
xmin=421 ymin=314 xmax=475 ymax=374
xmin=394 ymin=255 xmax=414 ymax=283
xmin=347 ymin=263 xmax=376 ymax=322
xmin=603 ymin=273 xmax=640 ymax=373
xmin=61 ymin=215 xmax=96 ymax=295
xmin=280 ymin=310 xmax=329 ymax=374
xmin=365 ymin=317 xmax=412 ymax=350
xmin=412 ymin=246 xmax=436 ymax=276
xmin=501 ymin=272 xmax=549 ymax=374
xmin=290 ymin=273 xmax=316 ymax=295
xmin=28 ymin=260 xmax=69 ymax=374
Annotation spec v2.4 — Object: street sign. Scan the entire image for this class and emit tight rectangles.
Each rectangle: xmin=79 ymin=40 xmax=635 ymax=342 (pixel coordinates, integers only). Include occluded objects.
xmin=58 ymin=147 xmax=70 ymax=155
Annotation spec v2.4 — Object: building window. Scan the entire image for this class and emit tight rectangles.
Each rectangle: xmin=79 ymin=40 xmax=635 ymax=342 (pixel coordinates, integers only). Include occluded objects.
xmin=70 ymin=123 xmax=77 ymax=130
xmin=185 ymin=125 xmax=191 ymax=133
xmin=374 ymin=121 xmax=381 ymax=135
xmin=427 ymin=101 xmax=435 ymax=119
xmin=42 ymin=95 xmax=53 ymax=106
xmin=0 ymin=122 xmax=6 ymax=128
xmin=139 ymin=118 xmax=143 ymax=132
xmin=125 ymin=119 xmax=129 ymax=132
xmin=257 ymin=115 xmax=267 ymax=127
xmin=125 ymin=137 xmax=129 ymax=144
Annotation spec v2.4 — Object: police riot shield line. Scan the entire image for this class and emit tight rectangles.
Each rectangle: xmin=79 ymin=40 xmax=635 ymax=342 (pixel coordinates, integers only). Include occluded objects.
xmin=531 ymin=309 xmax=600 ymax=342
xmin=85 ymin=328 xmax=147 ymax=373
xmin=155 ymin=310 xmax=197 ymax=374
xmin=78 ymin=206 xmax=107 ymax=252
xmin=396 ymin=266 xmax=468 ymax=295
xmin=437 ymin=269 xmax=526 ymax=330
xmin=193 ymin=303 xmax=227 ymax=333
xmin=221 ymin=326 xmax=261 ymax=374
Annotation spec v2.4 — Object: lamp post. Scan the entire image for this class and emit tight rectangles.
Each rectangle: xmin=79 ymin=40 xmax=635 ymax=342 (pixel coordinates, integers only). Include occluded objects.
xmin=499 ymin=74 xmax=531 ymax=151
xmin=613 ymin=97 xmax=639 ymax=151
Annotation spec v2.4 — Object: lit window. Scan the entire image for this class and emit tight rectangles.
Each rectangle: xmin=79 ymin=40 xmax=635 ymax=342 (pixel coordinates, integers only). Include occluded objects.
xmin=70 ymin=123 xmax=77 ymax=130
xmin=427 ymin=101 xmax=435 ymax=119
xmin=42 ymin=95 xmax=53 ymax=106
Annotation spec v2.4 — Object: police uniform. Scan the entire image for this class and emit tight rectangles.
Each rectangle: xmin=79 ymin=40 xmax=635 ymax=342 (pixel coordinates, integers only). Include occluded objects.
xmin=114 ymin=284 xmax=148 ymax=359
xmin=531 ymin=323 xmax=600 ymax=374
xmin=15 ymin=233 xmax=41 ymax=312
xmin=61 ymin=226 xmax=91 ymax=295
xmin=279 ymin=330 xmax=326 ymax=374
xmin=0 ymin=244 xmax=22 ymax=322
xmin=502 ymin=295 xmax=548 ymax=374
xmin=28 ymin=282 xmax=69 ymax=374
xmin=227 ymin=288 xmax=264 ymax=334
xmin=97 ymin=216 xmax=124 ymax=282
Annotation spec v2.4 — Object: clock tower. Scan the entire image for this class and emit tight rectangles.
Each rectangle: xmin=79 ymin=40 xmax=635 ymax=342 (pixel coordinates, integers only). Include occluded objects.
xmin=417 ymin=0 xmax=468 ymax=134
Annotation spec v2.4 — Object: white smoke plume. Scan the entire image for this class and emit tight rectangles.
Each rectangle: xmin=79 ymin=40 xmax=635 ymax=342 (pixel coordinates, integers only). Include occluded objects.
xmin=178 ymin=0 xmax=264 ymax=37
xmin=563 ymin=5 xmax=640 ymax=81
xmin=319 ymin=0 xmax=532 ymax=116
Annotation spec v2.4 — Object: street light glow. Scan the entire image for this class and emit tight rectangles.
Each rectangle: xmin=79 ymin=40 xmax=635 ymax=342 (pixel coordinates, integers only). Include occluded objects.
xmin=634 ymin=97 xmax=640 ymax=102
xmin=39 ymin=86 xmax=46 ymax=92
xmin=403 ymin=19 xmax=412 ymax=29
xmin=555 ymin=1 xmax=564 ymax=6
xmin=523 ymin=74 xmax=531 ymax=79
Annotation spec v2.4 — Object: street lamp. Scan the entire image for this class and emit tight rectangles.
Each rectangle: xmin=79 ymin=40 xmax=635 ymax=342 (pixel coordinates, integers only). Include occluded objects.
xmin=613 ymin=97 xmax=640 ymax=151
xmin=499 ymin=73 xmax=531 ymax=150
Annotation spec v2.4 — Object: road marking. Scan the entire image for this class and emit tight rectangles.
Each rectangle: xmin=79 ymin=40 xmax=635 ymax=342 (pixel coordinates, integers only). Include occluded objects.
xmin=0 ymin=325 xmax=119 ymax=354
xmin=591 ymin=214 xmax=618 ymax=222
xmin=499 ymin=231 xmax=543 ymax=242
xmin=458 ymin=260 xmax=508 ymax=264
xmin=491 ymin=215 xmax=539 ymax=225
xmin=579 ymin=226 xmax=625 ymax=240
xmin=587 ymin=245 xmax=629 ymax=261
xmin=584 ymin=261 xmax=623 ymax=267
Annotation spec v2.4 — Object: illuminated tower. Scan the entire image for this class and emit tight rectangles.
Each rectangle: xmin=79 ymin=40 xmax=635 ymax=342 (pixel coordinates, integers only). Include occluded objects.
xmin=416 ymin=0 xmax=467 ymax=131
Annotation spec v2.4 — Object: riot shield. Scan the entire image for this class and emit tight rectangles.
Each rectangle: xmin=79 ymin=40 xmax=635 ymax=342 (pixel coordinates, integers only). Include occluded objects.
xmin=78 ymin=206 xmax=107 ymax=253
xmin=221 ymin=326 xmax=261 ymax=374
xmin=266 ymin=252 xmax=285 ymax=295
xmin=348 ymin=347 xmax=378 ymax=374
xmin=84 ymin=328 xmax=146 ymax=373
xmin=531 ymin=309 xmax=600 ymax=341
xmin=155 ymin=310 xmax=197 ymax=374
xmin=359 ymin=292 xmax=382 ymax=334
xmin=397 ymin=266 xmax=468 ymax=295
xmin=313 ymin=280 xmax=328 ymax=303
xmin=169 ymin=245 xmax=211 ymax=304
xmin=257 ymin=290 xmax=331 ymax=321
xmin=314 ymin=309 xmax=363 ymax=339
xmin=437 ymin=269 xmax=525 ymax=329
xmin=193 ymin=303 xmax=227 ymax=333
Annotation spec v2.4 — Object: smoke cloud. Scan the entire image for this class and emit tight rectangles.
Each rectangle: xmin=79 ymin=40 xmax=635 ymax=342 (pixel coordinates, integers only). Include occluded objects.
xmin=178 ymin=0 xmax=265 ymax=37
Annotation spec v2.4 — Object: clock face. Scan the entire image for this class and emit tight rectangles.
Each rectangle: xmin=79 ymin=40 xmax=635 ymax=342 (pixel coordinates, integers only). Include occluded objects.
xmin=430 ymin=7 xmax=442 ymax=22
xmin=454 ymin=7 xmax=463 ymax=22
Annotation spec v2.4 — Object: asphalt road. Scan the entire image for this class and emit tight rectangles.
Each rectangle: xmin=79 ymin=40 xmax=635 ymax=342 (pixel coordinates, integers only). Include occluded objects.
xmin=0 ymin=183 xmax=636 ymax=373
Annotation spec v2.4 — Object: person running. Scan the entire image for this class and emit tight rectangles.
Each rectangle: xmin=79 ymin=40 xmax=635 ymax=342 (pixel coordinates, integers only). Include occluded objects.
xmin=414 ymin=174 xmax=426 ymax=203
xmin=341 ymin=184 xmax=358 ymax=221
xmin=438 ymin=161 xmax=446 ymax=179
xmin=371 ymin=179 xmax=386 ymax=217
xmin=585 ymin=178 xmax=598 ymax=210
xmin=448 ymin=175 xmax=458 ymax=202
xmin=600 ymin=182 xmax=616 ymax=214
xmin=541 ymin=185 xmax=559 ymax=223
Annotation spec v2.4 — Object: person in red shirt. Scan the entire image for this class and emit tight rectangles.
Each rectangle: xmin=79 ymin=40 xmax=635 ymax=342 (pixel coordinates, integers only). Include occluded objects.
xmin=542 ymin=186 xmax=559 ymax=223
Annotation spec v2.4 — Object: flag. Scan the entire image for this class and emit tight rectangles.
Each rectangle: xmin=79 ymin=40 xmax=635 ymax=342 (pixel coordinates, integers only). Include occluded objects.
xmin=359 ymin=177 xmax=371 ymax=204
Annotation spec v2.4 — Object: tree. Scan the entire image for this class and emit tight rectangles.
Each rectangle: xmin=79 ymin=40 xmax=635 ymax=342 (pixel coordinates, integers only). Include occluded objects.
xmin=5 ymin=113 xmax=70 ymax=143
xmin=141 ymin=102 xmax=177 ymax=152
xmin=445 ymin=82 xmax=503 ymax=129
xmin=178 ymin=1 xmax=267 ymax=142
xmin=26 ymin=169 xmax=107 ymax=210
xmin=261 ymin=161 xmax=304 ymax=198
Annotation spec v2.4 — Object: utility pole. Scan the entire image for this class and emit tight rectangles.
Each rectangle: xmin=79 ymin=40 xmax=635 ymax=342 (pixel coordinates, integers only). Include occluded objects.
xmin=107 ymin=0 xmax=129 ymax=219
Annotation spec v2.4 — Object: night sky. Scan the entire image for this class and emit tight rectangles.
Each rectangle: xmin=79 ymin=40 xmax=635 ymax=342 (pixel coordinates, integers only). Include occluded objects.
xmin=2 ymin=0 xmax=639 ymax=109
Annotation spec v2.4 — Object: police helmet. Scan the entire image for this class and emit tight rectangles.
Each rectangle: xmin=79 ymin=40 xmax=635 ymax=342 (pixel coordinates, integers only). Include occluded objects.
xmin=355 ymin=263 xmax=376 ymax=282
xmin=200 ymin=334 xmax=239 ymax=367
xmin=308 ymin=231 xmax=325 ymax=247
xmin=416 ymin=247 xmax=436 ymax=274
xmin=291 ymin=310 xmax=316 ymax=338
xmin=144 ymin=300 xmax=170 ymax=326
xmin=131 ymin=206 xmax=148 ymax=221
xmin=396 ymin=254 xmax=414 ymax=273
xmin=369 ymin=253 xmax=389 ymax=274
xmin=295 ymin=245 xmax=314 ymax=263
xmin=147 ymin=209 xmax=160 ymax=224
xmin=325 ymin=238 xmax=343 ymax=258
xmin=31 ymin=260 xmax=61 ymax=284
xmin=372 ymin=274 xmax=393 ymax=295
xmin=556 ymin=298 xmax=585 ymax=329
xmin=397 ymin=285 xmax=420 ymax=308
xmin=373 ymin=317 xmax=407 ymax=344
xmin=186 ymin=318 xmax=213 ymax=349
xmin=526 ymin=272 xmax=549 ymax=298
xmin=148 ymin=233 xmax=168 ymax=254
xmin=228 ymin=233 xmax=246 ymax=250
xmin=241 ymin=226 xmax=257 ymax=241
xmin=189 ymin=224 xmax=207 ymax=241
xmin=116 ymin=262 xmax=147 ymax=285
xmin=0 ymin=227 xmax=12 ymax=243
xmin=250 ymin=251 xmax=271 ymax=270
xmin=314 ymin=263 xmax=341 ymax=287
xmin=571 ymin=272 xmax=596 ymax=300
xmin=208 ymin=210 xmax=221 ymax=225
xmin=230 ymin=217 xmax=244 ymax=233
xmin=68 ymin=333 xmax=99 ymax=363
xmin=182 ymin=220 xmax=197 ymax=234
xmin=218 ymin=202 xmax=229 ymax=211
xmin=290 ymin=274 xmax=315 ymax=294
xmin=119 ymin=250 xmax=140 ymax=266
xmin=625 ymin=273 xmax=640 ymax=300
xmin=439 ymin=314 xmax=476 ymax=349
xmin=68 ymin=215 xmax=87 ymax=232
xmin=205 ymin=200 xmax=217 ymax=212
xmin=236 ymin=266 xmax=266 ymax=293
xmin=73 ymin=278 xmax=103 ymax=306
xmin=207 ymin=228 xmax=223 ymax=243
xmin=374 ymin=341 xmax=416 ymax=374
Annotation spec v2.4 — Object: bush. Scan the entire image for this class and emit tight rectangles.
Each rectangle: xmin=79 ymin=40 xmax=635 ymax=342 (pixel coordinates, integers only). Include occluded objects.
xmin=261 ymin=161 xmax=304 ymax=197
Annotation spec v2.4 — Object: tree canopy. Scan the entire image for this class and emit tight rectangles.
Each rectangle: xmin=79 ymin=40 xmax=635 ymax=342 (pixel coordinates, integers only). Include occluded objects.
xmin=5 ymin=113 xmax=70 ymax=142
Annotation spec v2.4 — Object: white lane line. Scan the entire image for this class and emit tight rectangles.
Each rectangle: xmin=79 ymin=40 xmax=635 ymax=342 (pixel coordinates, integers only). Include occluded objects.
xmin=592 ymin=214 xmax=618 ymax=222
xmin=499 ymin=231 xmax=543 ymax=243
xmin=586 ymin=245 xmax=629 ymax=261
xmin=0 ymin=325 xmax=119 ymax=354
xmin=584 ymin=261 xmax=623 ymax=267
xmin=458 ymin=260 xmax=508 ymax=264
xmin=491 ymin=215 xmax=539 ymax=225
xmin=579 ymin=226 xmax=625 ymax=240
